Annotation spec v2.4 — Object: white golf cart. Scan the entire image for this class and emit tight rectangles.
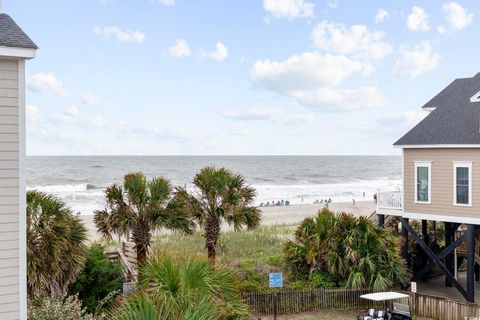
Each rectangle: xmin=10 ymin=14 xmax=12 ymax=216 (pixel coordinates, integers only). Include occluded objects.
xmin=357 ymin=292 xmax=412 ymax=320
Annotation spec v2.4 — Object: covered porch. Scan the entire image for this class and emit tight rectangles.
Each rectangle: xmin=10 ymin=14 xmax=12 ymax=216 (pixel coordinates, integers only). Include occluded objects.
xmin=375 ymin=193 xmax=480 ymax=303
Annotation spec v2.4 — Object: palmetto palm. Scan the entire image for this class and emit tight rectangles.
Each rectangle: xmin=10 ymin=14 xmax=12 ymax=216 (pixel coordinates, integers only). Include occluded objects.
xmin=94 ymin=172 xmax=193 ymax=263
xmin=27 ymin=190 xmax=87 ymax=298
xmin=174 ymin=166 xmax=261 ymax=263
xmin=284 ymin=208 xmax=409 ymax=291
xmin=111 ymin=253 xmax=249 ymax=320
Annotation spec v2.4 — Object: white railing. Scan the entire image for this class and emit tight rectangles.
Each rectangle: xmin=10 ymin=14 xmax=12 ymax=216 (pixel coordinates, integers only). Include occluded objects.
xmin=377 ymin=190 xmax=402 ymax=210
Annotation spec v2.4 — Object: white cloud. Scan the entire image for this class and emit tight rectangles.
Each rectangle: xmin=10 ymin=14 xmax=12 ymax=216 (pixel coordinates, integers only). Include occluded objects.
xmin=437 ymin=25 xmax=447 ymax=34
xmin=81 ymin=92 xmax=105 ymax=106
xmin=96 ymin=0 xmax=113 ymax=4
xmin=327 ymin=0 xmax=338 ymax=9
xmin=27 ymin=73 xmax=68 ymax=97
xmin=375 ymin=9 xmax=389 ymax=23
xmin=407 ymin=6 xmax=430 ymax=31
xmin=279 ymin=114 xmax=314 ymax=125
xmin=93 ymin=26 xmax=145 ymax=43
xmin=263 ymin=0 xmax=314 ymax=19
xmin=442 ymin=2 xmax=474 ymax=30
xmin=226 ymin=125 xmax=248 ymax=136
xmin=87 ymin=116 xmax=107 ymax=128
xmin=312 ymin=21 xmax=392 ymax=61
xmin=169 ymin=39 xmax=191 ymax=58
xmin=66 ymin=105 xmax=80 ymax=118
xmin=395 ymin=42 xmax=440 ymax=78
xmin=252 ymin=52 xmax=370 ymax=93
xmin=204 ymin=42 xmax=228 ymax=61
xmin=377 ymin=111 xmax=427 ymax=127
xmin=222 ymin=107 xmax=285 ymax=121
xmin=291 ymin=87 xmax=388 ymax=111
xmin=26 ymin=105 xmax=40 ymax=123
xmin=251 ymin=51 xmax=386 ymax=112
xmin=152 ymin=0 xmax=175 ymax=6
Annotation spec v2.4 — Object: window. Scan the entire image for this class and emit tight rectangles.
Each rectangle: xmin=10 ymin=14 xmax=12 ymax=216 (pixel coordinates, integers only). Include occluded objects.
xmin=453 ymin=162 xmax=472 ymax=206
xmin=414 ymin=162 xmax=431 ymax=204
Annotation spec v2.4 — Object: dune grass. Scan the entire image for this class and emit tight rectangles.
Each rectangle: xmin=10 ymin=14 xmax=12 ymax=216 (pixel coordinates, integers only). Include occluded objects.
xmin=152 ymin=224 xmax=297 ymax=291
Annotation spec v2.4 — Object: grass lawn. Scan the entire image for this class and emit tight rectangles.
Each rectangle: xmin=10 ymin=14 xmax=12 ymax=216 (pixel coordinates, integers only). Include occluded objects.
xmin=152 ymin=224 xmax=297 ymax=290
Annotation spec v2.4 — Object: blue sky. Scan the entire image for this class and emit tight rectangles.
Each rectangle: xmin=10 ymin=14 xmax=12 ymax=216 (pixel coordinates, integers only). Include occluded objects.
xmin=8 ymin=0 xmax=480 ymax=155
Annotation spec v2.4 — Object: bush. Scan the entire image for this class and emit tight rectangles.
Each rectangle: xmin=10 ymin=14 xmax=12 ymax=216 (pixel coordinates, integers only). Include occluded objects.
xmin=111 ymin=253 xmax=249 ymax=319
xmin=70 ymin=244 xmax=123 ymax=313
xmin=28 ymin=295 xmax=99 ymax=320
xmin=284 ymin=208 xmax=409 ymax=290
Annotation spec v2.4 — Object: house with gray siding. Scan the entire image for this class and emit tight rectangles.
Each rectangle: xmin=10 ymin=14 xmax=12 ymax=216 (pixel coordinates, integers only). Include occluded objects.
xmin=377 ymin=73 xmax=480 ymax=303
xmin=0 ymin=12 xmax=37 ymax=320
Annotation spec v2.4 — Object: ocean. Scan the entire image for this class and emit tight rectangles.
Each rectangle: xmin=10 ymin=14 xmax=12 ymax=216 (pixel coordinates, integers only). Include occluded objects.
xmin=27 ymin=156 xmax=402 ymax=215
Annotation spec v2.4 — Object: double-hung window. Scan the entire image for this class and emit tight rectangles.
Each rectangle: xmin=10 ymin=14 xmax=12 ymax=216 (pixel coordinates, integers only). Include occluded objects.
xmin=414 ymin=162 xmax=431 ymax=204
xmin=453 ymin=162 xmax=472 ymax=206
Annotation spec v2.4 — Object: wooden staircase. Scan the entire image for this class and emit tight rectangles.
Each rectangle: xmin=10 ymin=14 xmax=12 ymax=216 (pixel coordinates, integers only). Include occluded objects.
xmin=107 ymin=241 xmax=138 ymax=281
xmin=369 ymin=211 xmax=401 ymax=229
xmin=455 ymin=229 xmax=480 ymax=264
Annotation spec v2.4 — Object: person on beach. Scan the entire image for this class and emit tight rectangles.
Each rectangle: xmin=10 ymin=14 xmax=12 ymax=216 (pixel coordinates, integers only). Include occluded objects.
xmin=352 ymin=198 xmax=356 ymax=206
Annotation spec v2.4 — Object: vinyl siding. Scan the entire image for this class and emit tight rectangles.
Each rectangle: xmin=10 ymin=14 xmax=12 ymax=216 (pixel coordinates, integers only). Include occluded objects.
xmin=0 ymin=59 xmax=20 ymax=319
xmin=404 ymin=148 xmax=480 ymax=221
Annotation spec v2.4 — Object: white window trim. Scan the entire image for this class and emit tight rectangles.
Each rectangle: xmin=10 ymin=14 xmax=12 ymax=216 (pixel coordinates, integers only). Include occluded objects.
xmin=414 ymin=161 xmax=431 ymax=204
xmin=453 ymin=161 xmax=472 ymax=207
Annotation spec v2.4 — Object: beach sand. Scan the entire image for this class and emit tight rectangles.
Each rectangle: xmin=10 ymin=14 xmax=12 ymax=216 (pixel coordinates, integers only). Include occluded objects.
xmin=81 ymin=201 xmax=377 ymax=242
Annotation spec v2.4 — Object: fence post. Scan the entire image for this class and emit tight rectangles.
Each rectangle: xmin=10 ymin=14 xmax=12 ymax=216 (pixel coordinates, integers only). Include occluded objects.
xmin=273 ymin=290 xmax=277 ymax=320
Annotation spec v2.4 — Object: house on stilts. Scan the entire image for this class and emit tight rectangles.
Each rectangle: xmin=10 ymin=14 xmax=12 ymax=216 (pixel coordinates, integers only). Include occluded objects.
xmin=377 ymin=72 xmax=480 ymax=303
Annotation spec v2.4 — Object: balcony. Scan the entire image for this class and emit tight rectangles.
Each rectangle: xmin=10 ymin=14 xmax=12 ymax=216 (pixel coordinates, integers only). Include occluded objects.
xmin=377 ymin=190 xmax=402 ymax=212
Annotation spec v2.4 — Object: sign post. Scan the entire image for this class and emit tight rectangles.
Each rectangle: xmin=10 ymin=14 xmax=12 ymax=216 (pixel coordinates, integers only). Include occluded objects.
xmin=269 ymin=273 xmax=283 ymax=320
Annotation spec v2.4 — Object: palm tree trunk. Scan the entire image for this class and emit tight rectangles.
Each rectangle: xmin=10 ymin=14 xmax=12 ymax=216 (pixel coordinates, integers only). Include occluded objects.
xmin=205 ymin=213 xmax=220 ymax=264
xmin=132 ymin=226 xmax=151 ymax=264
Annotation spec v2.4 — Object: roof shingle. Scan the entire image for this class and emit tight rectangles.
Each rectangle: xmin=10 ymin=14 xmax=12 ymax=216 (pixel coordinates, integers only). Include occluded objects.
xmin=0 ymin=13 xmax=37 ymax=49
xmin=394 ymin=73 xmax=480 ymax=146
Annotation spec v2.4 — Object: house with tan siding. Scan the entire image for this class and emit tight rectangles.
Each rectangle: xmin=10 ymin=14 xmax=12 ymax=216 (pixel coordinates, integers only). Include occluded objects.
xmin=377 ymin=73 xmax=480 ymax=303
xmin=0 ymin=12 xmax=37 ymax=320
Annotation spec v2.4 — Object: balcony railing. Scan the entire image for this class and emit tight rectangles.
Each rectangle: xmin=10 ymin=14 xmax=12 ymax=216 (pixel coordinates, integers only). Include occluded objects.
xmin=377 ymin=190 xmax=402 ymax=210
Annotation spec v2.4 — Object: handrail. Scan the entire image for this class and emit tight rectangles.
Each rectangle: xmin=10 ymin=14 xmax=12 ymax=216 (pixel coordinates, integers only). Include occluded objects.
xmin=377 ymin=190 xmax=402 ymax=210
xmin=117 ymin=247 xmax=137 ymax=281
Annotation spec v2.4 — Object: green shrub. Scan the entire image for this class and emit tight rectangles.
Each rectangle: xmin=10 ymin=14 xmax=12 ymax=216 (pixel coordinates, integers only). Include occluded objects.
xmin=284 ymin=209 xmax=409 ymax=290
xmin=28 ymin=295 xmax=99 ymax=320
xmin=309 ymin=272 xmax=340 ymax=288
xmin=70 ymin=244 xmax=123 ymax=313
xmin=265 ymin=254 xmax=284 ymax=266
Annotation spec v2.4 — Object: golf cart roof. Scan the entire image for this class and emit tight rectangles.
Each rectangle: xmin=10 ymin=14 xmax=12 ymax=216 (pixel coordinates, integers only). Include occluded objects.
xmin=360 ymin=292 xmax=410 ymax=301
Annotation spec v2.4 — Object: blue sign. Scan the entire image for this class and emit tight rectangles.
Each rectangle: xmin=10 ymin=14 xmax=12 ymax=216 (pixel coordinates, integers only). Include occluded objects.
xmin=123 ymin=281 xmax=136 ymax=296
xmin=269 ymin=273 xmax=283 ymax=288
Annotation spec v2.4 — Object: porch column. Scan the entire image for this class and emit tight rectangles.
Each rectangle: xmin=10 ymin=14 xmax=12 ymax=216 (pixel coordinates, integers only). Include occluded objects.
xmin=445 ymin=222 xmax=453 ymax=287
xmin=422 ymin=220 xmax=429 ymax=244
xmin=475 ymin=263 xmax=479 ymax=282
xmin=401 ymin=217 xmax=409 ymax=290
xmin=467 ymin=224 xmax=476 ymax=302
xmin=421 ymin=220 xmax=429 ymax=281
xmin=377 ymin=214 xmax=385 ymax=226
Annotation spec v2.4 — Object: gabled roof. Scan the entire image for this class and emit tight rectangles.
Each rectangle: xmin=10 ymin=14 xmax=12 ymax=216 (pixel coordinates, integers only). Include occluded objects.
xmin=0 ymin=13 xmax=37 ymax=49
xmin=394 ymin=73 xmax=480 ymax=146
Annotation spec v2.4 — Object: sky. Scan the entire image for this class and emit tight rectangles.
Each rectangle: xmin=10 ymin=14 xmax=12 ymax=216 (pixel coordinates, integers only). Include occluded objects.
xmin=6 ymin=0 xmax=480 ymax=155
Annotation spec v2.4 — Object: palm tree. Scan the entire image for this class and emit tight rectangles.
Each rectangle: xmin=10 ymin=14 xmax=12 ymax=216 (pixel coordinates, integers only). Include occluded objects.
xmin=27 ymin=190 xmax=87 ymax=298
xmin=94 ymin=172 xmax=193 ymax=263
xmin=111 ymin=253 xmax=249 ymax=319
xmin=174 ymin=166 xmax=261 ymax=263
